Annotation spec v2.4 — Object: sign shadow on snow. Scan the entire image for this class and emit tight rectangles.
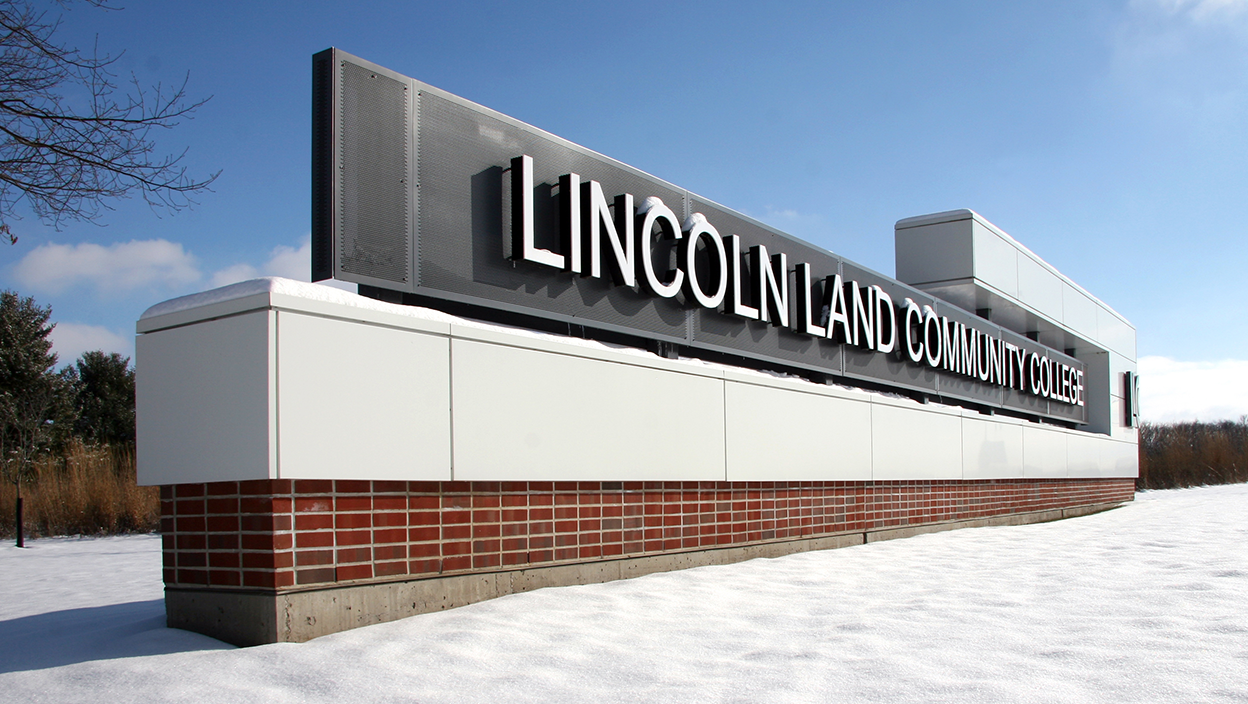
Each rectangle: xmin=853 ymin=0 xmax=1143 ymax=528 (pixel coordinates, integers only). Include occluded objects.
xmin=0 ymin=599 xmax=232 ymax=673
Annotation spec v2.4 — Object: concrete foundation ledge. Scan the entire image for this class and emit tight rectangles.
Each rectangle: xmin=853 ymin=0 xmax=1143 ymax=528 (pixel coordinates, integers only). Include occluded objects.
xmin=167 ymin=501 xmax=1124 ymax=645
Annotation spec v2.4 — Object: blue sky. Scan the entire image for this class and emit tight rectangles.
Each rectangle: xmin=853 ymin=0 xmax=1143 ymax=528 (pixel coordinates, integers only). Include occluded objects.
xmin=1 ymin=0 xmax=1245 ymax=421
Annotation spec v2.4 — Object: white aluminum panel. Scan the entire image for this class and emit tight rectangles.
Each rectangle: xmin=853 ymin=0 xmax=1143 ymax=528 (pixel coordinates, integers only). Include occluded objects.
xmin=1062 ymin=285 xmax=1100 ymax=342
xmin=895 ymin=219 xmax=974 ymax=285
xmin=725 ymin=382 xmax=872 ymax=481
xmin=1067 ymin=433 xmax=1137 ymax=478
xmin=450 ymin=322 xmax=718 ymax=380
xmin=1112 ymin=425 xmax=1139 ymax=446
xmin=137 ymin=311 xmax=274 ymax=485
xmin=269 ymin=292 xmax=451 ymax=338
xmin=137 ymin=291 xmax=274 ymax=334
xmin=1016 ymin=255 xmax=1063 ymax=322
xmin=276 ymin=312 xmax=452 ymax=480
xmin=451 ymin=339 xmax=725 ymax=481
xmin=961 ymin=415 xmax=1024 ymax=479
xmin=719 ymin=367 xmax=876 ymax=402
xmin=870 ymin=402 xmax=962 ymax=479
xmin=1105 ymin=439 xmax=1140 ymax=478
xmin=1022 ymin=425 xmax=1068 ymax=477
xmin=971 ymin=223 xmax=1019 ymax=299
xmin=1097 ymin=307 xmax=1136 ymax=361
xmin=1065 ymin=431 xmax=1105 ymax=477
xmin=137 ymin=280 xmax=453 ymax=338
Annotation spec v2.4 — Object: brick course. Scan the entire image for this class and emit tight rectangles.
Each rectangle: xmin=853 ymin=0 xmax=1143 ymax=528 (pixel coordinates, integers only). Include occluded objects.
xmin=160 ymin=478 xmax=1135 ymax=592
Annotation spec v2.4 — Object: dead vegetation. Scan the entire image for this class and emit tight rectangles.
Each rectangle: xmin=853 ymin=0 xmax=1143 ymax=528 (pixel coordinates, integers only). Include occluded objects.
xmin=0 ymin=441 xmax=157 ymax=538
xmin=1138 ymin=418 xmax=1248 ymax=490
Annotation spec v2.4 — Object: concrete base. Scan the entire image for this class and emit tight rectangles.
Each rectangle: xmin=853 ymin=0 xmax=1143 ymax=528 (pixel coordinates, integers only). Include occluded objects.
xmin=167 ymin=501 xmax=1122 ymax=646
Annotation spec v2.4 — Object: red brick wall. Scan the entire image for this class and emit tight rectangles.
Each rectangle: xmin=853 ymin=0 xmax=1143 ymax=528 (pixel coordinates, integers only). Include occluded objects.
xmin=160 ymin=478 xmax=1136 ymax=591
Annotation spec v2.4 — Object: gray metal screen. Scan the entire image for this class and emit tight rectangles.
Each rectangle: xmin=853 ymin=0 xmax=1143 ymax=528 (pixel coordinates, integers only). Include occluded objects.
xmin=416 ymin=91 xmax=689 ymax=339
xmin=338 ymin=61 xmax=410 ymax=284
xmin=311 ymin=48 xmax=1087 ymax=425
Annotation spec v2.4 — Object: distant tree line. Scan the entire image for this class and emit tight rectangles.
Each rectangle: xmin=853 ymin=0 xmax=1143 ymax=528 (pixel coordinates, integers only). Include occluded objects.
xmin=1 ymin=290 xmax=135 ymax=503
xmin=1137 ymin=418 xmax=1248 ymax=490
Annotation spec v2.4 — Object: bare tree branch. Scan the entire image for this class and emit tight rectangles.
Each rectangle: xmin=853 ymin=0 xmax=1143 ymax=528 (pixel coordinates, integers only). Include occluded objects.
xmin=0 ymin=0 xmax=218 ymax=238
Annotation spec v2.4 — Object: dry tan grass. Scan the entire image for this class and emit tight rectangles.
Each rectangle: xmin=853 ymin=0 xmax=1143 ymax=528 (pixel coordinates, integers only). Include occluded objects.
xmin=1138 ymin=419 xmax=1248 ymax=490
xmin=0 ymin=442 xmax=158 ymax=539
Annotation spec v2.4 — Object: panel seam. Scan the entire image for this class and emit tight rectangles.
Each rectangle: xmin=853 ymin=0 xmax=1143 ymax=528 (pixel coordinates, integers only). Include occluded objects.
xmin=448 ymin=337 xmax=456 ymax=480
xmin=273 ymin=309 xmax=281 ymax=480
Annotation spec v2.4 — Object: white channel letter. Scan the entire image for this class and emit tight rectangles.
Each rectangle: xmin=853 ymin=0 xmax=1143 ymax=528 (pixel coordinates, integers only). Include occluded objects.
xmin=681 ymin=214 xmax=728 ymax=309
xmin=903 ymin=299 xmax=924 ymax=364
xmin=635 ymin=197 xmax=684 ymax=298
xmin=823 ymin=274 xmax=852 ymax=344
xmin=1012 ymin=346 xmax=1027 ymax=391
xmin=850 ymin=282 xmax=873 ymax=350
xmin=559 ymin=172 xmax=582 ymax=273
xmin=724 ymin=234 xmax=760 ymax=320
xmin=961 ymin=327 xmax=976 ymax=380
xmin=753 ymin=245 xmax=789 ymax=327
xmin=943 ymin=319 xmax=962 ymax=374
xmin=582 ymin=179 xmax=635 ymax=286
xmin=872 ymin=285 xmax=896 ymax=354
xmin=923 ymin=306 xmax=943 ymax=368
xmin=1028 ymin=353 xmax=1043 ymax=396
xmin=975 ymin=331 xmax=991 ymax=382
xmin=796 ymin=263 xmax=827 ymax=337
xmin=511 ymin=155 xmax=564 ymax=269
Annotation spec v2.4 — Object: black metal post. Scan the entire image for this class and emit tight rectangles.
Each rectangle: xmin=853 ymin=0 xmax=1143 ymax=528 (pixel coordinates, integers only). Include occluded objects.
xmin=15 ymin=495 xmax=24 ymax=548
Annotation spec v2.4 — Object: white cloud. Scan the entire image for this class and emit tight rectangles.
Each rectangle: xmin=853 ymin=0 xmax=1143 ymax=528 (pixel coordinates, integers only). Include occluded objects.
xmin=263 ymin=241 xmax=311 ymax=280
xmin=1114 ymin=0 xmax=1248 ymax=114
xmin=757 ymin=206 xmax=824 ymax=227
xmin=48 ymin=323 xmax=133 ymax=367
xmin=209 ymin=263 xmax=260 ymax=289
xmin=1138 ymin=0 xmax=1248 ymax=21
xmin=13 ymin=240 xmax=201 ymax=295
xmin=211 ymin=236 xmax=355 ymax=292
xmin=1138 ymin=355 xmax=1248 ymax=423
xmin=11 ymin=234 xmax=355 ymax=302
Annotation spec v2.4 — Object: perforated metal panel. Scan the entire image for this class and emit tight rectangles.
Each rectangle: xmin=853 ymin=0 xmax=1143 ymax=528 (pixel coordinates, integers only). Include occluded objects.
xmin=338 ymin=60 xmax=410 ymax=284
xmin=1001 ymin=331 xmax=1054 ymax=417
xmin=1037 ymin=346 xmax=1087 ymax=424
xmin=313 ymin=48 xmax=1087 ymax=425
xmin=687 ymin=198 xmax=845 ymax=373
xmin=416 ymin=91 xmax=688 ymax=339
xmin=311 ymin=51 xmax=335 ymax=282
xmin=839 ymin=262 xmax=941 ymax=396
xmin=930 ymin=302 xmax=1006 ymax=408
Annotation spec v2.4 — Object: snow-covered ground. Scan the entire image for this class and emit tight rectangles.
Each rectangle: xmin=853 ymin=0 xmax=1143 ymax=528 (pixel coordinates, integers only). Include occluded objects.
xmin=2 ymin=485 xmax=1246 ymax=704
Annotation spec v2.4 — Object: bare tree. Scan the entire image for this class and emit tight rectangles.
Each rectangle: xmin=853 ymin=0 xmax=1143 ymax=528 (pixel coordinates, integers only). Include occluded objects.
xmin=0 ymin=0 xmax=218 ymax=244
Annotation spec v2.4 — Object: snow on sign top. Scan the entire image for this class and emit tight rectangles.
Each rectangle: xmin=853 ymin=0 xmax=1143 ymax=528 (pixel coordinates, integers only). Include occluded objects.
xmin=140 ymin=278 xmax=390 ymax=320
xmin=138 ymin=276 xmax=689 ymax=365
xmin=136 ymin=276 xmax=948 ymax=413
